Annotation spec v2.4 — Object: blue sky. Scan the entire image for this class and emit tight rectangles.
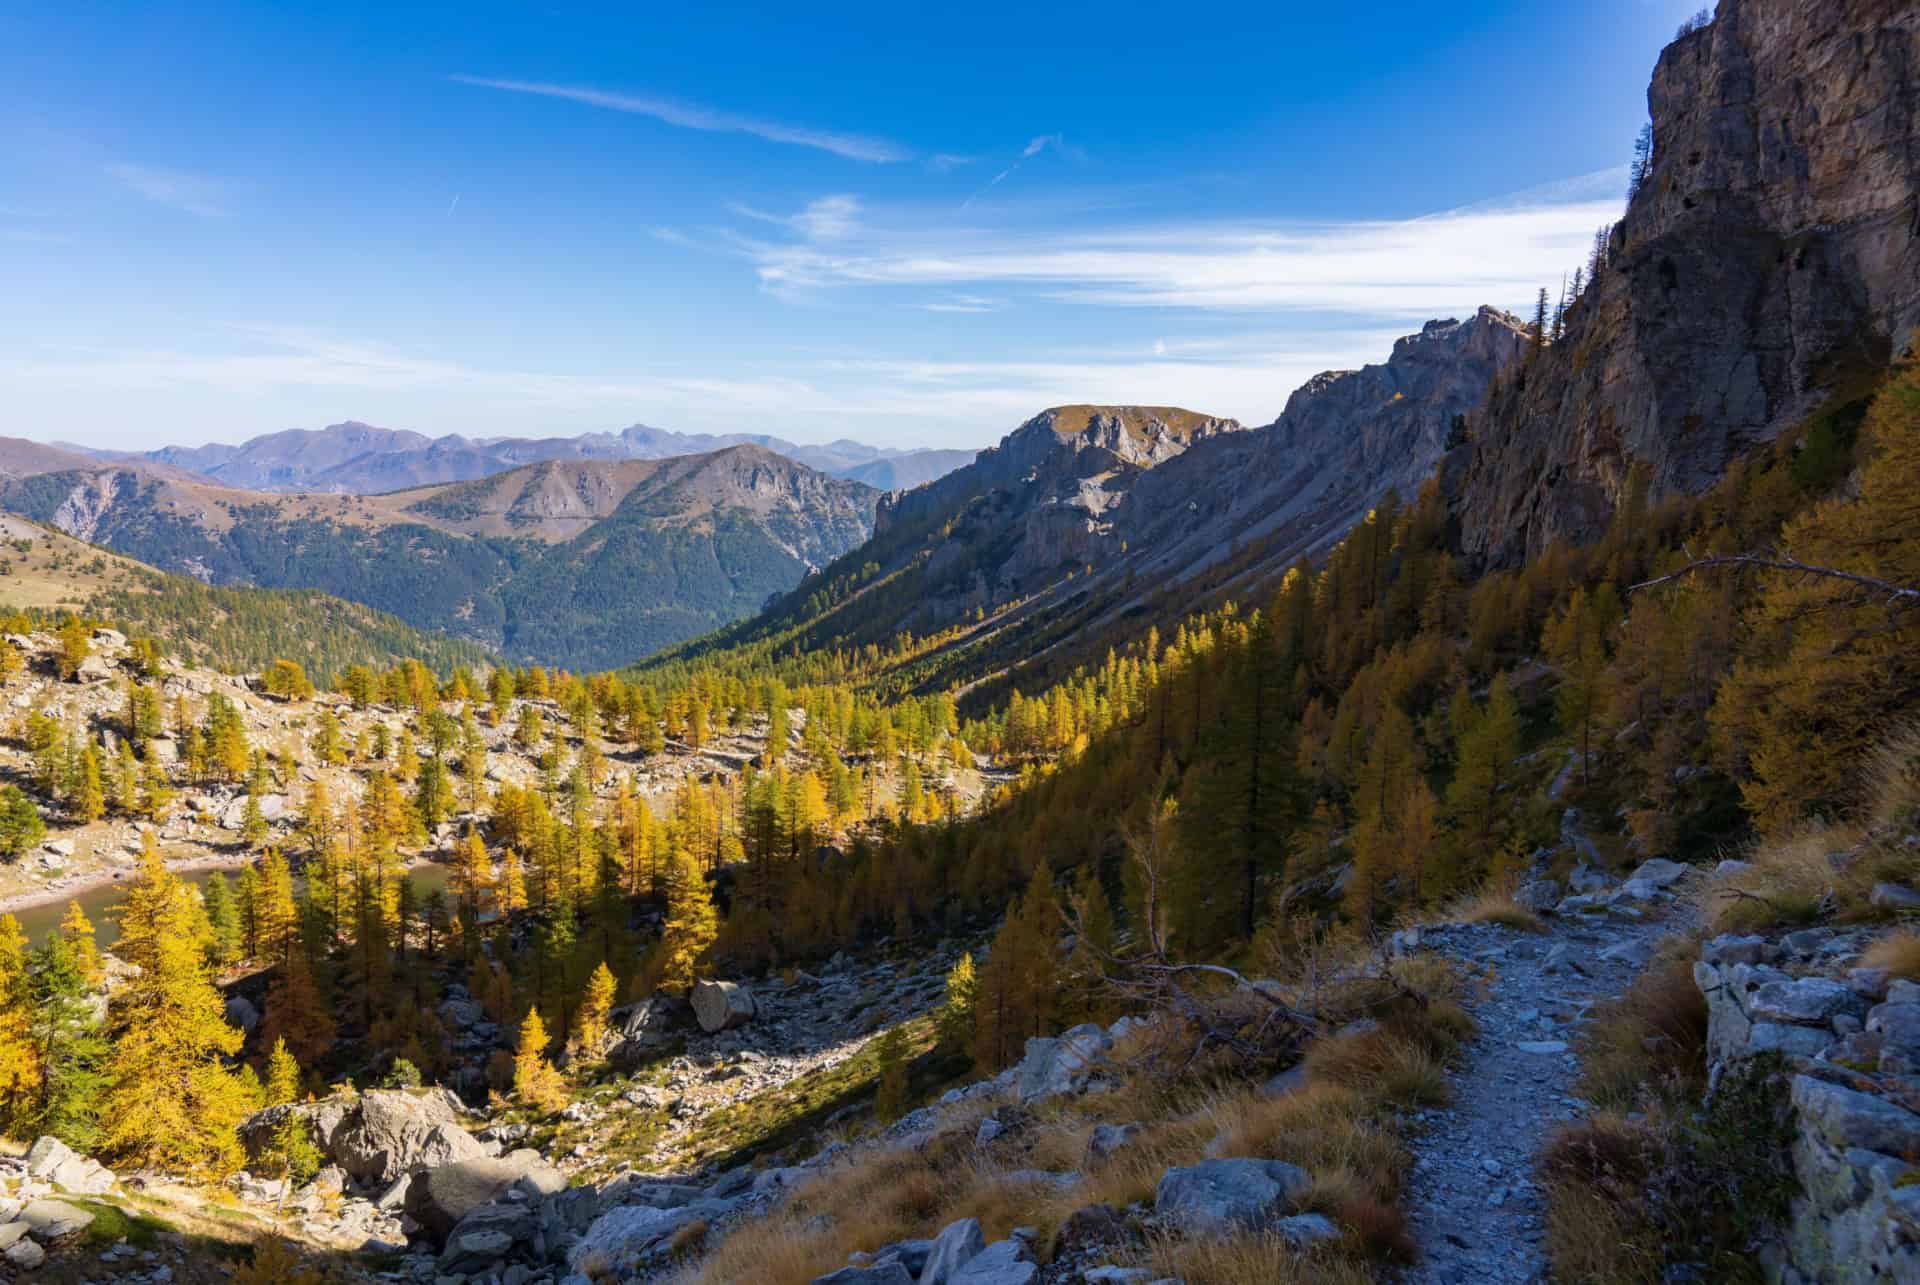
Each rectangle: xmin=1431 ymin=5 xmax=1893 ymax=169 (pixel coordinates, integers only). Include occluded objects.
xmin=1 ymin=1 xmax=1708 ymax=452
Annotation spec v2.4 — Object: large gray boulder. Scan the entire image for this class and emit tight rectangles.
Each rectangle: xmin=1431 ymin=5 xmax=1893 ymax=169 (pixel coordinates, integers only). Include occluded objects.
xmin=24 ymin=1136 xmax=115 ymax=1195
xmin=330 ymin=1088 xmax=486 ymax=1186
xmin=570 ymin=1201 xmax=733 ymax=1275
xmin=1154 ymin=1158 xmax=1311 ymax=1235
xmin=813 ymin=1266 xmax=915 ymax=1285
xmin=950 ymin=1240 xmax=1037 ymax=1284
xmin=16 ymin=1198 xmax=93 ymax=1240
xmin=1015 ymin=1024 xmax=1111 ymax=1103
xmin=404 ymin=1149 xmax=565 ymax=1243
xmin=691 ymin=979 xmax=755 ymax=1033
xmin=918 ymin=1216 xmax=985 ymax=1284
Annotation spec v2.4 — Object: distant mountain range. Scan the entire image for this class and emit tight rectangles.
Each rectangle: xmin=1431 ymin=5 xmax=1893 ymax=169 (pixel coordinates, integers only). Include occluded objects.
xmin=0 ymin=445 xmax=878 ymax=670
xmin=62 ymin=421 xmax=976 ymax=495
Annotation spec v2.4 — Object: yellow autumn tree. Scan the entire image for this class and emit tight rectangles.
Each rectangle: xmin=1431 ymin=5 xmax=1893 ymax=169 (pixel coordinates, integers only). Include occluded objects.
xmin=511 ymin=1009 xmax=566 ymax=1112
xmin=0 ymin=915 xmax=41 ymax=1130
xmin=575 ymin=962 xmax=616 ymax=1054
xmin=656 ymin=843 xmax=717 ymax=995
xmin=59 ymin=900 xmax=102 ymax=985
xmin=1712 ymin=360 xmax=1920 ymax=830
xmin=101 ymin=841 xmax=248 ymax=1176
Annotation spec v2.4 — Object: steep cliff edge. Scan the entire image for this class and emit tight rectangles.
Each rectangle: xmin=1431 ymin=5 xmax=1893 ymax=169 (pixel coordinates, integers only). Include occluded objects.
xmin=1455 ymin=0 xmax=1920 ymax=564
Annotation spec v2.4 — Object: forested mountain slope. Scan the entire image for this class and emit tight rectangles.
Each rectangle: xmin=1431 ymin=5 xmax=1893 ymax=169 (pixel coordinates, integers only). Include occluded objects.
xmin=0 ymin=447 xmax=878 ymax=670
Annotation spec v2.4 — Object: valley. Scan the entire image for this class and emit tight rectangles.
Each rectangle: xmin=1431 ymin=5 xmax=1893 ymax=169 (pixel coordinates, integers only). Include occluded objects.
xmin=0 ymin=1 xmax=1915 ymax=1284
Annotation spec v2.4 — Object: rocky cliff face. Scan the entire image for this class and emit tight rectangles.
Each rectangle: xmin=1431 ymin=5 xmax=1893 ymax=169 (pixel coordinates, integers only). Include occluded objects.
xmin=1116 ymin=307 xmax=1528 ymax=586
xmin=1455 ymin=0 xmax=1920 ymax=564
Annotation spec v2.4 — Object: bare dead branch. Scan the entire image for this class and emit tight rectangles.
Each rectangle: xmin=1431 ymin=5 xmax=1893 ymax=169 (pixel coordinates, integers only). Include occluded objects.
xmin=1630 ymin=554 xmax=1920 ymax=606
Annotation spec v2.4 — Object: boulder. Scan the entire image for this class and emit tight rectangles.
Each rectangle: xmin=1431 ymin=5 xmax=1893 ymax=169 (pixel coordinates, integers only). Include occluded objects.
xmin=569 ymin=1201 xmax=732 ymax=1274
xmin=1792 ymin=1075 xmax=1920 ymax=1156
xmin=3 ymin=1238 xmax=43 ymax=1269
xmin=1275 ymin=1212 xmax=1341 ymax=1248
xmin=919 ymin=1216 xmax=986 ymax=1284
xmin=950 ymin=1239 xmax=1037 ymax=1284
xmin=330 ymin=1088 xmax=486 ymax=1186
xmin=1628 ymin=858 xmax=1689 ymax=888
xmin=1513 ymin=879 xmax=1561 ymax=913
xmin=16 ymin=1198 xmax=93 ymax=1240
xmin=1014 ymin=1024 xmax=1111 ymax=1103
xmin=1084 ymin=1123 xmax=1140 ymax=1166
xmin=224 ymin=994 xmax=261 ymax=1033
xmin=73 ymin=654 xmax=115 ymax=684
xmin=24 ymin=1136 xmax=115 ymax=1195
xmin=690 ymin=979 xmax=756 ymax=1032
xmin=813 ymin=1266 xmax=915 ymax=1285
xmin=1745 ymin=977 xmax=1865 ymax=1026
xmin=1872 ymin=883 xmax=1920 ymax=912
xmin=404 ymin=1149 xmax=565 ymax=1243
xmin=438 ymin=1200 xmax=537 ymax=1276
xmin=1153 ymin=1158 xmax=1310 ymax=1235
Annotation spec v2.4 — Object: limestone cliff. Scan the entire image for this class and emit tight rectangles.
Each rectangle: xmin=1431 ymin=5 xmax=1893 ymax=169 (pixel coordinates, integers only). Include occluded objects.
xmin=1454 ymin=0 xmax=1920 ymax=565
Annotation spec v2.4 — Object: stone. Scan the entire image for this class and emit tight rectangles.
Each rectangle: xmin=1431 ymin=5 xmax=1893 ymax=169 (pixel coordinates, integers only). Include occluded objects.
xmin=949 ymin=1240 xmax=1036 ymax=1285
xmin=813 ymin=1267 xmax=915 ymax=1285
xmin=974 ymin=1117 xmax=1005 ymax=1149
xmin=327 ymin=1088 xmax=487 ymax=1186
xmin=24 ymin=1135 xmax=115 ymax=1195
xmin=3 ymin=1239 xmax=43 ymax=1269
xmin=690 ymin=979 xmax=756 ymax=1032
xmin=919 ymin=1216 xmax=986 ymax=1285
xmin=1260 ymin=1065 xmax=1310 ymax=1099
xmin=1049 ymin=1204 xmax=1126 ymax=1259
xmin=1153 ymin=1158 xmax=1310 ymax=1235
xmin=1792 ymin=1076 xmax=1920 ymax=1156
xmin=1746 ymin=977 xmax=1865 ymax=1026
xmin=1513 ymin=879 xmax=1561 ymax=913
xmin=1703 ymin=934 xmax=1774 ymax=967
xmin=17 ymin=1197 xmax=94 ymax=1239
xmin=1084 ymin=1123 xmax=1140 ymax=1166
xmin=1872 ymin=883 xmax=1920 ymax=912
xmin=1014 ymin=1024 xmax=1110 ymax=1103
xmin=1517 ymin=1041 xmax=1569 ymax=1055
xmin=1867 ymin=1003 xmax=1920 ymax=1056
xmin=224 ymin=994 xmax=261 ymax=1033
xmin=1274 ymin=1213 xmax=1341 ymax=1248
xmin=1628 ymin=857 xmax=1689 ymax=888
xmin=569 ymin=1201 xmax=731 ymax=1274
xmin=1598 ymin=938 xmax=1653 ymax=967
xmin=404 ymin=1150 xmax=565 ymax=1243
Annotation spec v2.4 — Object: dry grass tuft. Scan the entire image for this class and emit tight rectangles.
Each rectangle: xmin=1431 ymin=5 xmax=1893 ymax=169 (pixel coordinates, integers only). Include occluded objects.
xmin=1446 ymin=881 xmax=1547 ymax=933
xmin=1863 ymin=721 xmax=1920 ymax=831
xmin=1138 ymin=1230 xmax=1379 ymax=1285
xmin=1577 ymin=944 xmax=1708 ymax=1110
xmin=1699 ymin=820 xmax=1870 ymax=933
xmin=1861 ymin=929 xmax=1920 ymax=980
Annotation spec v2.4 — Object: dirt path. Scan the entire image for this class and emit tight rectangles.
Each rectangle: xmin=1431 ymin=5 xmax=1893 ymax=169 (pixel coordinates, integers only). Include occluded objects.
xmin=1398 ymin=910 xmax=1673 ymax=1285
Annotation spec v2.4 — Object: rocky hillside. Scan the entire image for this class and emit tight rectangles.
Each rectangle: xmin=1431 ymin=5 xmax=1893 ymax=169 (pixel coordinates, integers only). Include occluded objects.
xmin=0 ymin=448 xmax=879 ymax=670
xmin=1454 ymin=0 xmax=1920 ymax=564
xmin=665 ymin=315 xmax=1526 ymax=702
xmin=89 ymin=419 xmax=974 ymax=496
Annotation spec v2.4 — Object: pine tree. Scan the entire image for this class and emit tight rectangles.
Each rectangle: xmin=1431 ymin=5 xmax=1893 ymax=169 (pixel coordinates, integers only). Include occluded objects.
xmin=511 ymin=1009 xmax=566 ymax=1112
xmin=203 ymin=872 xmax=241 ymax=967
xmin=55 ymin=616 xmax=90 ymax=681
xmin=101 ymin=842 xmax=248 ymax=1176
xmin=872 ymin=1024 xmax=910 ymax=1123
xmin=25 ymin=930 xmax=109 ymax=1149
xmin=58 ymin=902 xmax=102 ymax=984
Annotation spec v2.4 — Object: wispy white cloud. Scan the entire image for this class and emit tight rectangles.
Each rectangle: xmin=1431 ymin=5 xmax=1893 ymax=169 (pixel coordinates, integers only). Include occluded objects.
xmin=449 ymin=75 xmax=913 ymax=163
xmin=750 ymin=179 xmax=1624 ymax=318
xmin=731 ymin=194 xmax=863 ymax=242
xmin=917 ymin=294 xmax=998 ymax=313
xmin=105 ymin=163 xmax=228 ymax=217
xmin=926 ymin=153 xmax=975 ymax=173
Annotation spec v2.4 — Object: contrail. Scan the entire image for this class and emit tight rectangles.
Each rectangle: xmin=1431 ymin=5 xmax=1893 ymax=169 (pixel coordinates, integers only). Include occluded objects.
xmin=448 ymin=194 xmax=461 ymax=215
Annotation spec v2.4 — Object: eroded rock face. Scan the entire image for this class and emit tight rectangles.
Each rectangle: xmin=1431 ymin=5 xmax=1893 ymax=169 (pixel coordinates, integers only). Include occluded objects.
xmin=1454 ymin=0 xmax=1920 ymax=565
